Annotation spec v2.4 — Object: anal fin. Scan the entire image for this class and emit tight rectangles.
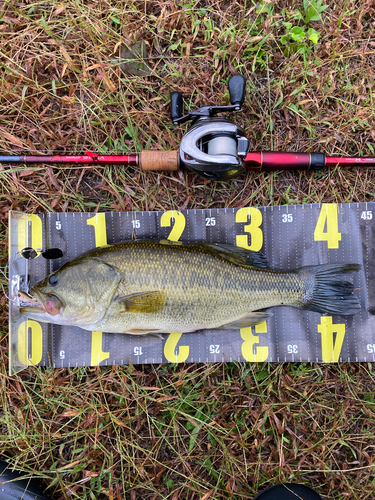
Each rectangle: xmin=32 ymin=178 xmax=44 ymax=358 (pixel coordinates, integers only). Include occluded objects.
xmin=218 ymin=311 xmax=272 ymax=330
xmin=126 ymin=328 xmax=164 ymax=339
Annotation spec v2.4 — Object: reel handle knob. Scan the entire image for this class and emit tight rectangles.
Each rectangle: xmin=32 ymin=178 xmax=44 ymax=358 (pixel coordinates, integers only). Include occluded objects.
xmin=228 ymin=75 xmax=246 ymax=109
xmin=170 ymin=91 xmax=183 ymax=123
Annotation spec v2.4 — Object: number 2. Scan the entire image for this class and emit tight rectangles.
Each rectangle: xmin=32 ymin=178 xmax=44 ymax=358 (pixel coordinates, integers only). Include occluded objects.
xmin=160 ymin=211 xmax=186 ymax=242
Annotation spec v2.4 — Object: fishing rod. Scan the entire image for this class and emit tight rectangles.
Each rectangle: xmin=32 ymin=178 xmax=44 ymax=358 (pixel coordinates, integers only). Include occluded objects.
xmin=1 ymin=75 xmax=375 ymax=181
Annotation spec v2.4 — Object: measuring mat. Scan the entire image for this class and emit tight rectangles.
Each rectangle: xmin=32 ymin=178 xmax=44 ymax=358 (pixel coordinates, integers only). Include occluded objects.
xmin=8 ymin=203 xmax=375 ymax=374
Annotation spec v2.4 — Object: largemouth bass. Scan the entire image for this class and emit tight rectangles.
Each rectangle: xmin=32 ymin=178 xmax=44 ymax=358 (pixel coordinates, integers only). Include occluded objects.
xmin=18 ymin=240 xmax=361 ymax=336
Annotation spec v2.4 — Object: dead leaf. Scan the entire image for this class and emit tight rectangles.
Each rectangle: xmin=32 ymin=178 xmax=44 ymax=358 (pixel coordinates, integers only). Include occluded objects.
xmin=200 ymin=491 xmax=214 ymax=500
xmin=51 ymin=195 xmax=62 ymax=208
xmin=61 ymin=95 xmax=75 ymax=104
xmin=185 ymin=414 xmax=201 ymax=430
xmin=53 ymin=4 xmax=65 ymax=15
xmin=84 ymin=470 xmax=99 ymax=477
xmin=273 ymin=413 xmax=284 ymax=434
xmin=60 ymin=45 xmax=78 ymax=70
xmin=19 ymin=170 xmax=35 ymax=177
xmin=112 ymin=417 xmax=132 ymax=430
xmin=61 ymin=409 xmax=81 ymax=417
xmin=114 ymin=41 xmax=152 ymax=76
xmin=0 ymin=128 xmax=25 ymax=147
xmin=156 ymin=396 xmax=178 ymax=402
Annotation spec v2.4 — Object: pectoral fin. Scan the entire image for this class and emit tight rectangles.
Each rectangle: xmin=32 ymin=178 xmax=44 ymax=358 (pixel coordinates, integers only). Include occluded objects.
xmin=116 ymin=291 xmax=166 ymax=314
xmin=218 ymin=311 xmax=272 ymax=330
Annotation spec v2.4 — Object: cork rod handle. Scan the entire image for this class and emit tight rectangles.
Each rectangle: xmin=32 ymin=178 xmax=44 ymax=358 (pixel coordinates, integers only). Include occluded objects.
xmin=139 ymin=150 xmax=180 ymax=171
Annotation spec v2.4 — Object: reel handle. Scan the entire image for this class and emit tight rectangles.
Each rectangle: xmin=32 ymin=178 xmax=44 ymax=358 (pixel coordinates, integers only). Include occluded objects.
xmin=170 ymin=74 xmax=246 ymax=125
xmin=228 ymin=75 xmax=246 ymax=109
xmin=170 ymin=91 xmax=183 ymax=123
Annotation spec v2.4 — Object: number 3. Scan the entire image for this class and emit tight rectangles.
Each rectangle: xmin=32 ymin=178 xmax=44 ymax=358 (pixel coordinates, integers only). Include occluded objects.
xmin=235 ymin=207 xmax=263 ymax=251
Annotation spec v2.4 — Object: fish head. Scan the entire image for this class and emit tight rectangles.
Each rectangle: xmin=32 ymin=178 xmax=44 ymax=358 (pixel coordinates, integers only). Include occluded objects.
xmin=19 ymin=257 xmax=121 ymax=327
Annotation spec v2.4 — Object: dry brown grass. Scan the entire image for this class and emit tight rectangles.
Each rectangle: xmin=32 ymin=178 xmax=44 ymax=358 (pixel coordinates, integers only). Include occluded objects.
xmin=1 ymin=1 xmax=375 ymax=498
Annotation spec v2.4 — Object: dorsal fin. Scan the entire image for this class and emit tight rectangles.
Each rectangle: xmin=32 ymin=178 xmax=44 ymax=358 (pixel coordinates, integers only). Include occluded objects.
xmin=157 ymin=239 xmax=269 ymax=269
xmin=201 ymin=243 xmax=269 ymax=268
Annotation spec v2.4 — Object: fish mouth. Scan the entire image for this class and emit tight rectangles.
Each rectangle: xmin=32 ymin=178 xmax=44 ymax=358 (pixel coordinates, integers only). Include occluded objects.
xmin=18 ymin=289 xmax=63 ymax=316
xmin=17 ymin=289 xmax=46 ymax=314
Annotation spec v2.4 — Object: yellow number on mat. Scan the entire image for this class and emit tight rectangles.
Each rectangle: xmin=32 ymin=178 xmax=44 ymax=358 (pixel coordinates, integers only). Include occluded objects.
xmin=314 ymin=204 xmax=341 ymax=249
xmin=240 ymin=322 xmax=269 ymax=362
xmin=87 ymin=216 xmax=108 ymax=362
xmin=17 ymin=320 xmax=43 ymax=365
xmin=318 ymin=316 xmax=345 ymax=362
xmin=160 ymin=211 xmax=186 ymax=242
xmin=17 ymin=214 xmax=43 ymax=257
xmin=236 ymin=208 xmax=263 ymax=252
xmin=17 ymin=217 xmax=44 ymax=365
xmin=164 ymin=333 xmax=189 ymax=362
xmin=91 ymin=331 xmax=110 ymax=366
xmin=87 ymin=213 xmax=108 ymax=247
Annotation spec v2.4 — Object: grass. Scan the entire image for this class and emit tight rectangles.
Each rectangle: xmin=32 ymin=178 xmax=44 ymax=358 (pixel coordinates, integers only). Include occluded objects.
xmin=2 ymin=363 xmax=375 ymax=499
xmin=1 ymin=0 xmax=375 ymax=498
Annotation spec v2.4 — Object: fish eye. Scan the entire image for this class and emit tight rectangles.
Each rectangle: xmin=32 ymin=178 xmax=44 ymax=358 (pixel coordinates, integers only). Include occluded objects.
xmin=49 ymin=274 xmax=59 ymax=286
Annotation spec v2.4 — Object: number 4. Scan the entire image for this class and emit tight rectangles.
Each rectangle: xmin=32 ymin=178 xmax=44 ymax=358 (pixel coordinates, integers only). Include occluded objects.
xmin=314 ymin=204 xmax=341 ymax=249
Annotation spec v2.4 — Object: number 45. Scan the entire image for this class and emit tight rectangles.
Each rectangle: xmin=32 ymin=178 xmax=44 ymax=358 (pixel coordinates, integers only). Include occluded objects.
xmin=361 ymin=211 xmax=372 ymax=220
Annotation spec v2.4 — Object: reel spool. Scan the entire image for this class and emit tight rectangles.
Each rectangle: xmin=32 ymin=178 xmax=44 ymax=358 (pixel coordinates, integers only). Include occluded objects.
xmin=179 ymin=118 xmax=249 ymax=180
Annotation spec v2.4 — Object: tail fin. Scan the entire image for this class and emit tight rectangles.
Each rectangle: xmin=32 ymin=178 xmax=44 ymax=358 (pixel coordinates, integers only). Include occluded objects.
xmin=299 ymin=263 xmax=361 ymax=315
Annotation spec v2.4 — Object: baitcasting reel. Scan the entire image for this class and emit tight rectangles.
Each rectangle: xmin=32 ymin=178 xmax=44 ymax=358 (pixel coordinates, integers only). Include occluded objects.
xmin=170 ymin=75 xmax=250 ymax=181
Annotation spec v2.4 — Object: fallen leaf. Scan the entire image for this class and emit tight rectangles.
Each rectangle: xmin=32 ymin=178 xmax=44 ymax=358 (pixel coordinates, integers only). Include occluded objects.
xmin=53 ymin=4 xmax=65 ymax=15
xmin=0 ymin=128 xmax=25 ymax=147
xmin=113 ymin=41 xmax=152 ymax=76
xmin=201 ymin=491 xmax=214 ymax=500
xmin=60 ymin=45 xmax=78 ymax=70
xmin=61 ymin=409 xmax=81 ymax=417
